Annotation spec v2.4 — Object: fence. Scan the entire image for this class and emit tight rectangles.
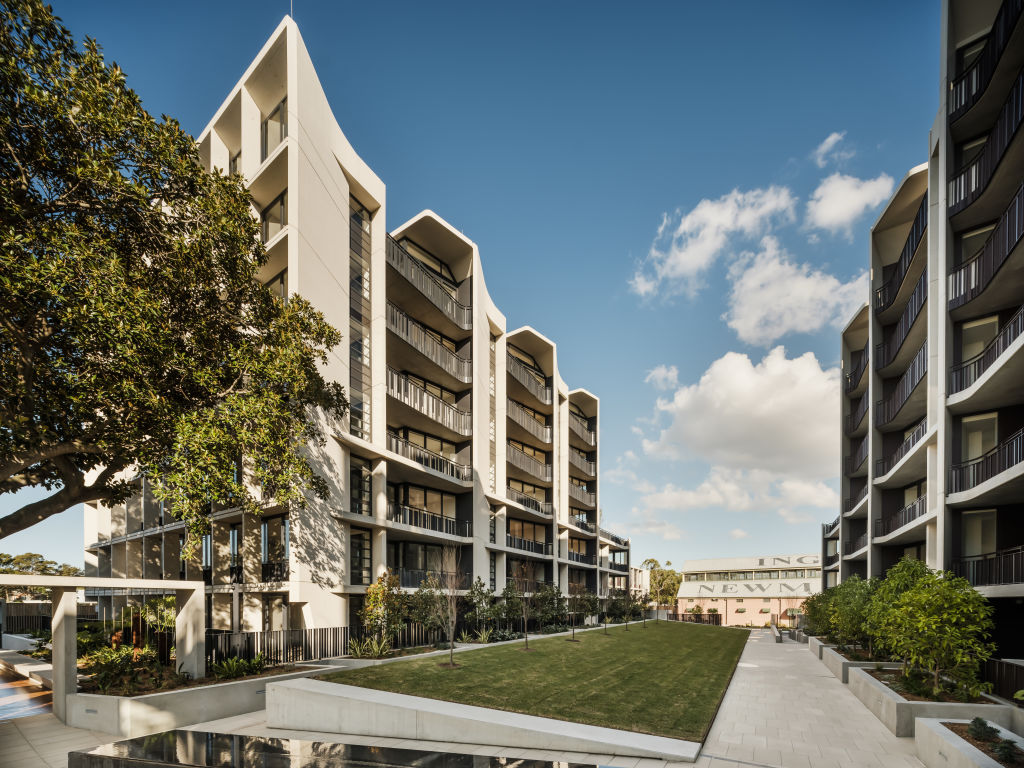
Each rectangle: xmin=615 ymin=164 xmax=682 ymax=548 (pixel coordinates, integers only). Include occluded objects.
xmin=207 ymin=626 xmax=350 ymax=666
xmin=0 ymin=601 xmax=99 ymax=635
xmin=666 ymin=612 xmax=722 ymax=626
xmin=983 ymin=658 xmax=1024 ymax=706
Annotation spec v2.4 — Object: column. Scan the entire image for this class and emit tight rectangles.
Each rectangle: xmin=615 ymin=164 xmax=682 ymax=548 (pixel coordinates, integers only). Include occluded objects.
xmin=175 ymin=587 xmax=206 ymax=680
xmin=51 ymin=587 xmax=77 ymax=722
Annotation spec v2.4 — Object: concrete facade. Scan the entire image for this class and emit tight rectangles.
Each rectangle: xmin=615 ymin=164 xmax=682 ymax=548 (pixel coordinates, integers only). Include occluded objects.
xmin=822 ymin=0 xmax=1024 ymax=658
xmin=82 ymin=17 xmax=630 ymax=634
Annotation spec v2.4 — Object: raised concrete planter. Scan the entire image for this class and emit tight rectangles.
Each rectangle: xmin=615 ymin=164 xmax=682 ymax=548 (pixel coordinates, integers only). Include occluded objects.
xmin=0 ymin=647 xmax=56 ymax=688
xmin=820 ymin=646 xmax=901 ymax=684
xmin=807 ymin=636 xmax=833 ymax=659
xmin=916 ymin=718 xmax=1024 ymax=768
xmin=793 ymin=629 xmax=809 ymax=643
xmin=66 ymin=665 xmax=329 ymax=738
xmin=267 ymin=678 xmax=702 ymax=761
xmin=846 ymin=667 xmax=1013 ymax=737
xmin=769 ymin=625 xmax=782 ymax=643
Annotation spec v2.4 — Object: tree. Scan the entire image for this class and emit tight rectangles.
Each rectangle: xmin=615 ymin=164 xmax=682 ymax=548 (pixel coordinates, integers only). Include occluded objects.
xmin=864 ymin=556 xmax=930 ymax=657
xmin=642 ymin=558 xmax=681 ymax=621
xmin=500 ymin=580 xmax=522 ymax=631
xmin=800 ymin=587 xmax=835 ymax=637
xmin=437 ymin=545 xmax=464 ymax=667
xmin=361 ymin=572 xmax=406 ymax=650
xmin=566 ymin=583 xmax=597 ymax=640
xmin=0 ymin=551 xmax=82 ymax=599
xmin=0 ymin=1 xmax=347 ymax=548
xmin=534 ymin=584 xmax=566 ymax=629
xmin=464 ymin=577 xmax=495 ymax=631
xmin=706 ymin=607 xmax=719 ymax=615
xmin=829 ymin=575 xmax=876 ymax=652
xmin=511 ymin=563 xmax=535 ymax=650
xmin=606 ymin=589 xmax=629 ymax=625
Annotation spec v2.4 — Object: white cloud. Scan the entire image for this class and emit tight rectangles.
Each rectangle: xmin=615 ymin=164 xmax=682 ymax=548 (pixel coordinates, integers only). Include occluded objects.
xmin=624 ymin=509 xmax=686 ymax=541
xmin=778 ymin=508 xmax=814 ymax=525
xmin=805 ymin=172 xmax=894 ymax=237
xmin=729 ymin=528 xmax=750 ymax=540
xmin=724 ymin=236 xmax=868 ymax=346
xmin=812 ymin=131 xmax=854 ymax=168
xmin=644 ymin=364 xmax=679 ymax=390
xmin=642 ymin=346 xmax=840 ymax=480
xmin=630 ymin=186 xmax=797 ymax=298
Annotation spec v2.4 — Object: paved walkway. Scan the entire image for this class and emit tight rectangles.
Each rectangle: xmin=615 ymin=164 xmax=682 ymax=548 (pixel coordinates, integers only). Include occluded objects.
xmin=0 ymin=668 xmax=52 ymax=721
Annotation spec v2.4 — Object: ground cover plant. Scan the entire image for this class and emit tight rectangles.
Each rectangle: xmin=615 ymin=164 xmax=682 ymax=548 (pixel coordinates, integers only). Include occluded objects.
xmin=319 ymin=620 xmax=749 ymax=741
xmin=944 ymin=718 xmax=1024 ymax=767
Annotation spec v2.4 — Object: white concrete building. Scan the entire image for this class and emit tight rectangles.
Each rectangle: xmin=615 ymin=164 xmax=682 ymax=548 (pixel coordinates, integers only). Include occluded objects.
xmin=823 ymin=0 xmax=1023 ymax=656
xmin=83 ymin=17 xmax=630 ymax=633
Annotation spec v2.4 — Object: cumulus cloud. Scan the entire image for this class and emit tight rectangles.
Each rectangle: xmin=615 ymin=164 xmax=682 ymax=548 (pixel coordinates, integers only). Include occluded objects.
xmin=642 ymin=346 xmax=840 ymax=479
xmin=630 ymin=186 xmax=797 ymax=298
xmin=805 ymin=172 xmax=894 ymax=237
xmin=812 ymin=131 xmax=854 ymax=168
xmin=729 ymin=528 xmax=750 ymax=540
xmin=644 ymin=364 xmax=679 ymax=390
xmin=623 ymin=509 xmax=686 ymax=541
xmin=724 ymin=236 xmax=868 ymax=346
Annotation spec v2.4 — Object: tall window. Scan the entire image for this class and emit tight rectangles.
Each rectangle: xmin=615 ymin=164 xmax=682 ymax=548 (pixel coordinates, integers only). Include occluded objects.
xmin=349 ymin=198 xmax=372 ymax=439
xmin=260 ymin=190 xmax=287 ymax=243
xmin=260 ymin=96 xmax=287 ymax=161
xmin=961 ymin=412 xmax=997 ymax=462
xmin=265 ymin=269 xmax=288 ymax=304
xmin=350 ymin=527 xmax=372 ymax=585
xmin=229 ymin=524 xmax=241 ymax=567
xmin=962 ymin=510 xmax=996 ymax=558
xmin=350 ymin=456 xmax=372 ymax=516
xmin=261 ymin=516 xmax=289 ymax=563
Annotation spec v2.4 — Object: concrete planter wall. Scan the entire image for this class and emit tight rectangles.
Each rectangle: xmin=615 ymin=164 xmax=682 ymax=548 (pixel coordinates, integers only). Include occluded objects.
xmin=807 ymin=636 xmax=833 ymax=659
xmin=846 ymin=667 xmax=1013 ymax=737
xmin=916 ymin=718 xmax=1024 ymax=768
xmin=65 ymin=666 xmax=328 ymax=738
xmin=820 ymin=646 xmax=901 ymax=684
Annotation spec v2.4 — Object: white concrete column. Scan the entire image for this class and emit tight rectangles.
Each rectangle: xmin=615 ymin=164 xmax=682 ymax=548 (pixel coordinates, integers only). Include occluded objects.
xmin=175 ymin=588 xmax=206 ymax=679
xmin=50 ymin=587 xmax=77 ymax=722
xmin=372 ymin=529 xmax=387 ymax=581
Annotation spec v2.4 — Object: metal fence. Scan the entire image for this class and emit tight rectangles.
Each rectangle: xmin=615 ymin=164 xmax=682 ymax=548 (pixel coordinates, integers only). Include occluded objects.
xmin=666 ymin=612 xmax=722 ymax=626
xmin=206 ymin=626 xmax=350 ymax=666
xmin=983 ymin=658 xmax=1024 ymax=705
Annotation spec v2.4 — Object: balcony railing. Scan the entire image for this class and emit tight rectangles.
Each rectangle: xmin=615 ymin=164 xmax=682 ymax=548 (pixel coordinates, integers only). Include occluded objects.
xmin=568 ymin=551 xmax=596 ymax=565
xmin=847 ymin=395 xmax=868 ymax=434
xmin=824 ymin=553 xmax=839 ymax=567
xmin=823 ymin=516 xmax=840 ymax=537
xmin=506 ymin=535 xmax=552 ymax=556
xmin=569 ymin=451 xmax=597 ymax=475
xmin=875 ymin=341 xmax=927 ymax=427
xmin=948 ymin=68 xmax=1024 ymax=216
xmin=386 ymin=501 xmax=471 ymax=538
xmin=507 ymin=577 xmax=554 ymax=594
xmin=387 ymin=433 xmax=472 ymax=482
xmin=875 ymin=417 xmax=927 ymax=477
xmin=874 ymin=194 xmax=928 ymax=312
xmin=387 ymin=367 xmax=472 ymax=436
xmin=507 ymin=399 xmax=552 ymax=443
xmin=600 ymin=528 xmax=629 ymax=547
xmin=202 ymin=566 xmax=212 ymax=586
xmin=229 ymin=563 xmax=244 ymax=584
xmin=951 ymin=545 xmax=1024 ymax=587
xmin=569 ymin=412 xmax=597 ymax=446
xmin=507 ymin=442 xmax=553 ymax=482
xmin=261 ymin=560 xmax=288 ymax=582
xmin=876 ymin=271 xmax=928 ymax=369
xmin=507 ymin=354 xmax=552 ymax=404
xmin=875 ymin=495 xmax=927 ymax=538
xmin=609 ymin=561 xmax=629 ymax=572
xmin=387 ymin=302 xmax=472 ymax=383
xmin=948 ymin=0 xmax=1024 ymax=120
xmin=844 ymin=485 xmax=868 ymax=512
xmin=570 ymin=515 xmax=596 ymax=533
xmin=948 ymin=426 xmax=1024 ymax=493
xmin=569 ymin=483 xmax=596 ymax=506
xmin=845 ymin=434 xmax=869 ymax=476
xmin=844 ymin=341 xmax=870 ymax=393
xmin=506 ymin=486 xmax=554 ymax=516
xmin=394 ymin=568 xmax=463 ymax=590
xmin=844 ymin=532 xmax=868 ymax=555
xmin=950 ymin=304 xmax=1024 ymax=394
xmin=949 ymin=182 xmax=1024 ymax=309
xmin=385 ymin=236 xmax=471 ymax=330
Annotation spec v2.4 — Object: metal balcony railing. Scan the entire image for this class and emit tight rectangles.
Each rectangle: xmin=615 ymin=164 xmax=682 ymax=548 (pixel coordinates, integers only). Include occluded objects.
xmin=507 ymin=354 xmax=552 ymax=404
xmin=568 ymin=551 xmax=596 ymax=565
xmin=874 ymin=194 xmax=928 ymax=313
xmin=394 ymin=568 xmax=463 ymax=590
xmin=385 ymin=236 xmax=471 ymax=330
xmin=261 ymin=560 xmax=288 ymax=582
xmin=847 ymin=395 xmax=868 ymax=434
xmin=570 ymin=515 xmax=596 ymax=533
xmin=844 ymin=533 xmax=868 ymax=555
xmin=948 ymin=426 xmax=1024 ymax=494
xmin=948 ymin=182 xmax=1024 ymax=309
xmin=845 ymin=435 xmax=869 ymax=476
xmin=875 ymin=417 xmax=927 ymax=477
xmin=844 ymin=485 xmax=868 ymax=512
xmin=506 ymin=486 xmax=554 ymax=516
xmin=506 ymin=535 xmax=552 ymax=556
xmin=600 ymin=528 xmax=629 ymax=547
xmin=569 ymin=483 xmax=596 ymax=506
xmin=507 ymin=442 xmax=553 ymax=482
xmin=507 ymin=399 xmax=552 ymax=443
xmin=875 ymin=496 xmax=927 ymax=538
xmin=387 ymin=302 xmax=472 ymax=383
xmin=951 ymin=545 xmax=1024 ymax=587
xmin=569 ymin=412 xmax=597 ymax=446
xmin=229 ymin=563 xmax=244 ymax=584
xmin=569 ymin=451 xmax=597 ymax=475
xmin=822 ymin=516 xmax=840 ymax=537
xmin=875 ymin=341 xmax=927 ymax=427
xmin=844 ymin=341 xmax=870 ymax=393
xmin=876 ymin=272 xmax=928 ymax=369
xmin=387 ymin=367 xmax=472 ymax=436
xmin=609 ymin=561 xmax=629 ymax=572
xmin=948 ymin=0 xmax=1024 ymax=120
xmin=824 ymin=553 xmax=839 ymax=567
xmin=387 ymin=433 xmax=472 ymax=482
xmin=950 ymin=304 xmax=1024 ymax=394
xmin=386 ymin=501 xmax=471 ymax=538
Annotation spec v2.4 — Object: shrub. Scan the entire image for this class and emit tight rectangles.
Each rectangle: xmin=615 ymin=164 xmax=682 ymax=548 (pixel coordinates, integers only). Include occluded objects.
xmin=210 ymin=656 xmax=249 ymax=680
xmin=864 ymin=556 xmax=929 ymax=657
xmin=489 ymin=628 xmax=522 ymax=642
xmin=474 ymin=626 xmax=492 ymax=643
xmin=801 ymin=587 xmax=835 ymax=637
xmin=992 ymin=739 xmax=1022 ymax=764
xmin=830 ymin=575 xmax=876 ymax=652
xmin=690 ymin=604 xmax=703 ymax=614
xmin=968 ymin=717 xmax=999 ymax=742
xmin=349 ymin=635 xmax=391 ymax=659
xmin=457 ymin=630 xmax=473 ymax=644
xmin=89 ymin=645 xmax=159 ymax=694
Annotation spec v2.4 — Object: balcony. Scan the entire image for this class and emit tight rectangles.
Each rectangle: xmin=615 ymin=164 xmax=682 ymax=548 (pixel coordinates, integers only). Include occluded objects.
xmin=386 ymin=501 xmax=471 ymax=538
xmin=569 ymin=412 xmax=597 ymax=446
xmin=844 ymin=532 xmax=868 ymax=555
xmin=948 ymin=182 xmax=1024 ymax=312
xmin=951 ymin=545 xmax=1024 ymax=587
xmin=507 ymin=353 xmax=552 ymax=405
xmin=948 ymin=0 xmax=1024 ymax=123
xmin=600 ymin=528 xmax=629 ymax=547
xmin=506 ymin=486 xmax=554 ymax=517
xmin=609 ymin=561 xmax=629 ymax=572
xmin=507 ymin=577 xmax=554 ymax=594
xmin=875 ymin=341 xmax=927 ymax=429
xmin=261 ymin=560 xmax=288 ymax=582
xmin=507 ymin=399 xmax=552 ymax=444
xmin=824 ymin=553 xmax=840 ymax=567
xmin=386 ymin=236 xmax=471 ymax=330
xmin=569 ymin=515 xmax=596 ymax=534
xmin=202 ymin=566 xmax=212 ymax=586
xmin=568 ymin=551 xmax=596 ymax=565
xmin=948 ymin=68 xmax=1024 ymax=221
xmin=948 ymin=426 xmax=1024 ymax=494
xmin=823 ymin=516 xmax=840 ymax=538
xmin=875 ymin=272 xmax=927 ymax=372
xmin=846 ymin=395 xmax=869 ymax=435
xmin=387 ymin=433 xmax=472 ymax=482
xmin=844 ymin=341 xmax=870 ymax=394
xmin=845 ymin=435 xmax=868 ymax=477
xmin=394 ymin=567 xmax=462 ymax=590
xmin=387 ymin=367 xmax=472 ymax=437
xmin=569 ymin=483 xmax=596 ymax=507
xmin=950 ymin=305 xmax=1024 ymax=396
xmin=874 ymin=194 xmax=928 ymax=314
xmin=875 ymin=496 xmax=927 ymax=538
xmin=569 ymin=451 xmax=597 ymax=476
xmin=260 ymin=97 xmax=287 ymax=162
xmin=876 ymin=418 xmax=927 ymax=478
xmin=506 ymin=535 xmax=552 ymax=556
xmin=844 ymin=485 xmax=868 ymax=513
xmin=387 ymin=302 xmax=472 ymax=384
xmin=229 ymin=563 xmax=244 ymax=584
xmin=507 ymin=442 xmax=553 ymax=483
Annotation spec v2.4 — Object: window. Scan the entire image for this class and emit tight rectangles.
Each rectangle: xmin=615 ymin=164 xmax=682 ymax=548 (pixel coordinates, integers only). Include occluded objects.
xmin=956 ymin=224 xmax=995 ymax=267
xmin=903 ymin=480 xmax=926 ymax=508
xmin=350 ymin=527 xmax=372 ymax=586
xmin=228 ymin=149 xmax=241 ymax=175
xmin=261 ymin=97 xmax=287 ymax=161
xmin=489 ymin=552 xmax=496 ymax=591
xmin=405 ymin=485 xmax=456 ymax=520
xmin=260 ymin=191 xmax=287 ymax=243
xmin=955 ymin=36 xmax=988 ymax=78
xmin=735 ymin=598 xmax=743 ymax=603
xmin=508 ymin=344 xmax=545 ymax=385
xmin=508 ymin=438 xmax=545 ymax=462
xmin=349 ymin=197 xmax=372 ymax=441
xmin=508 ymin=518 xmax=546 ymax=544
xmin=961 ymin=412 xmax=997 ymax=462
xmin=392 ymin=427 xmax=457 ymax=461
xmin=397 ymin=238 xmax=457 ymax=295
xmin=568 ymin=538 xmax=586 ymax=555
xmin=261 ymin=516 xmax=289 ymax=563
xmin=762 ymin=598 xmax=771 ymax=603
xmin=569 ymin=476 xmax=589 ymax=490
xmin=511 ymin=399 xmax=546 ymax=426
xmin=265 ymin=269 xmax=287 ymax=304
xmin=960 ymin=316 xmax=998 ymax=363
xmin=201 ymin=534 xmax=212 ymax=568
xmin=962 ymin=509 xmax=996 ymax=558
xmin=229 ymin=524 xmax=241 ymax=567
xmin=509 ymin=478 xmax=545 ymax=502
xmin=350 ymin=456 xmax=372 ymax=516
xmin=402 ymin=371 xmax=458 ymax=405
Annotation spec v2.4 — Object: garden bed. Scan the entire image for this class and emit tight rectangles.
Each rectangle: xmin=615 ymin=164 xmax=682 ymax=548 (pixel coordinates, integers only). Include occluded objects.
xmin=819 ymin=645 xmax=900 ymax=684
xmin=915 ymin=718 xmax=1024 ymax=768
xmin=945 ymin=721 xmax=1024 ymax=766
xmin=76 ymin=663 xmax=302 ymax=696
xmin=866 ymin=668 xmax=989 ymax=704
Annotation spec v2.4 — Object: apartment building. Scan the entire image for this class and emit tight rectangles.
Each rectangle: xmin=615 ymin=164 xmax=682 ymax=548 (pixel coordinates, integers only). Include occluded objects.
xmin=823 ymin=0 xmax=1023 ymax=656
xmin=82 ymin=17 xmax=629 ymax=633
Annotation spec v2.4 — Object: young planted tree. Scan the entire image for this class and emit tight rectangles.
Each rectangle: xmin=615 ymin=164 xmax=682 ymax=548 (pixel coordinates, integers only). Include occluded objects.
xmin=512 ymin=563 xmax=535 ymax=650
xmin=800 ymin=587 xmax=836 ymax=637
xmin=534 ymin=583 xmax=565 ymax=630
xmin=829 ymin=575 xmax=876 ymax=652
xmin=0 ymin=1 xmax=347 ymax=548
xmin=500 ymin=580 xmax=522 ymax=633
xmin=864 ymin=556 xmax=930 ymax=658
xmin=360 ymin=572 xmax=406 ymax=653
xmin=566 ymin=583 xmax=597 ymax=641
xmin=438 ymin=545 xmax=464 ymax=666
xmin=642 ymin=558 xmax=681 ymax=621
xmin=464 ymin=577 xmax=495 ymax=634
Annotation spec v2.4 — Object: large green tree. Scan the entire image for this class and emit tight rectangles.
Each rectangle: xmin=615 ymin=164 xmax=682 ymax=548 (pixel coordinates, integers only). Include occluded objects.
xmin=0 ymin=1 xmax=346 ymax=548
xmin=642 ymin=558 xmax=681 ymax=620
xmin=0 ymin=551 xmax=82 ymax=599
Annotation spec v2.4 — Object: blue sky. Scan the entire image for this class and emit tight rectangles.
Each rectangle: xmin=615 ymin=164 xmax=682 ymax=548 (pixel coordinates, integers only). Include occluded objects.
xmin=1 ymin=1 xmax=939 ymax=567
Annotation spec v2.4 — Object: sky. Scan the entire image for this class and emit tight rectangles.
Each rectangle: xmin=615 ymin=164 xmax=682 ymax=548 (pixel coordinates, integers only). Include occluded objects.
xmin=1 ymin=0 xmax=940 ymax=568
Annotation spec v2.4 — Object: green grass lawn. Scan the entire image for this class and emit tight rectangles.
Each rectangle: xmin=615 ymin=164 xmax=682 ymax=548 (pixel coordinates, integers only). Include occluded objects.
xmin=318 ymin=621 xmax=749 ymax=741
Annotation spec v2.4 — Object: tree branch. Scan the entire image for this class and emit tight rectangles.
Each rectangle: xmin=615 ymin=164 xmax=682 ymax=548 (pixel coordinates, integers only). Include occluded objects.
xmin=0 ymin=441 xmax=106 ymax=484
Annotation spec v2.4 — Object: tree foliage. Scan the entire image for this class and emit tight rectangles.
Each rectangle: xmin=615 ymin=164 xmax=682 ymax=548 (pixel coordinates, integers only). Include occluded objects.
xmin=800 ymin=587 xmax=835 ymax=636
xmin=642 ymin=558 xmax=681 ymax=618
xmin=464 ymin=577 xmax=496 ymax=629
xmin=0 ymin=0 xmax=347 ymax=548
xmin=829 ymin=575 xmax=876 ymax=651
xmin=863 ymin=556 xmax=930 ymax=657
xmin=361 ymin=572 xmax=406 ymax=645
xmin=566 ymin=583 xmax=597 ymax=640
xmin=533 ymin=584 xmax=566 ymax=629
xmin=0 ymin=551 xmax=83 ymax=599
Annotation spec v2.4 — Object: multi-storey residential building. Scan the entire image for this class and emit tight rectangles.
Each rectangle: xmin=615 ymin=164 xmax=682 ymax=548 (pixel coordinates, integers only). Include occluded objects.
xmin=82 ymin=17 xmax=629 ymax=633
xmin=823 ymin=0 xmax=1023 ymax=656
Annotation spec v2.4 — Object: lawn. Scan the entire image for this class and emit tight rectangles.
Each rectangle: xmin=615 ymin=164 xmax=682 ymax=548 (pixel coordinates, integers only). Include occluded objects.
xmin=318 ymin=621 xmax=749 ymax=741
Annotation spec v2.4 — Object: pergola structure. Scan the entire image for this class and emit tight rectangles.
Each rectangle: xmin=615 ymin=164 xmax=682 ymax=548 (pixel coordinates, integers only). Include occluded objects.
xmin=0 ymin=575 xmax=205 ymax=722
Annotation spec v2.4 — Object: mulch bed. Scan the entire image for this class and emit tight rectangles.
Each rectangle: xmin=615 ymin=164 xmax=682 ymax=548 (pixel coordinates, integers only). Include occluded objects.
xmin=866 ymin=669 xmax=987 ymax=704
xmin=77 ymin=664 xmax=305 ymax=697
xmin=944 ymin=722 xmax=1024 ymax=767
